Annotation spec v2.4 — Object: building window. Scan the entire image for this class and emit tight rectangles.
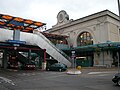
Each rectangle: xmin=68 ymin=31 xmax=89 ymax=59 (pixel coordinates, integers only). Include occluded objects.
xmin=77 ymin=32 xmax=93 ymax=46
xmin=50 ymin=38 xmax=68 ymax=45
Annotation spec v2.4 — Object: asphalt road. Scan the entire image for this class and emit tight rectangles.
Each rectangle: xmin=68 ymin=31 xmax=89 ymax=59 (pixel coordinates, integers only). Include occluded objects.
xmin=0 ymin=68 xmax=120 ymax=90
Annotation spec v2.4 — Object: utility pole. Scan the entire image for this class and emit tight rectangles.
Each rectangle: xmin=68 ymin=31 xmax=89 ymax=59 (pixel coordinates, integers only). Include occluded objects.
xmin=118 ymin=0 xmax=120 ymax=16
xmin=117 ymin=0 xmax=120 ymax=73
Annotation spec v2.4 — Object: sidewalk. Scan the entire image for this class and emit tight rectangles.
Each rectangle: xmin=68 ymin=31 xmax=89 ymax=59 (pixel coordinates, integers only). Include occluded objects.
xmin=68 ymin=67 xmax=119 ymax=72
xmin=67 ymin=67 xmax=119 ymax=76
xmin=81 ymin=67 xmax=119 ymax=70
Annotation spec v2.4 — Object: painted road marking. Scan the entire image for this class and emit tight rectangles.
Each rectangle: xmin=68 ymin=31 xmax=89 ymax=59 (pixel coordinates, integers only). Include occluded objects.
xmin=0 ymin=76 xmax=15 ymax=85
xmin=88 ymin=72 xmax=111 ymax=75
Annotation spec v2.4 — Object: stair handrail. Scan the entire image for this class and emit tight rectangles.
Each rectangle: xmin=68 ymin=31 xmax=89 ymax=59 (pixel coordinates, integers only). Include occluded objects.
xmin=34 ymin=31 xmax=71 ymax=62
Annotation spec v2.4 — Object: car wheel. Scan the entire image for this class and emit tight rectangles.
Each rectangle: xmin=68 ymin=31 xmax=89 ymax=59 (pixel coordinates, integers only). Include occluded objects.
xmin=117 ymin=79 xmax=120 ymax=86
xmin=59 ymin=69 xmax=62 ymax=72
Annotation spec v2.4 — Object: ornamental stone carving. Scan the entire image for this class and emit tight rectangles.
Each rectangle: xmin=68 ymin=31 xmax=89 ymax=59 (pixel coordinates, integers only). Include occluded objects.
xmin=53 ymin=10 xmax=70 ymax=27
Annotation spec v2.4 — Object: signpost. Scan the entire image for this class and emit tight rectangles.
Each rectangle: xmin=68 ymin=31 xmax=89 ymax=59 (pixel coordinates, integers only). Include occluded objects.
xmin=66 ymin=50 xmax=81 ymax=75
xmin=71 ymin=50 xmax=76 ymax=69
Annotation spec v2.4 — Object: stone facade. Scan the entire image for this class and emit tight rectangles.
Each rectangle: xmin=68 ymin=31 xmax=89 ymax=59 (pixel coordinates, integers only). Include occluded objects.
xmin=45 ymin=10 xmax=120 ymax=67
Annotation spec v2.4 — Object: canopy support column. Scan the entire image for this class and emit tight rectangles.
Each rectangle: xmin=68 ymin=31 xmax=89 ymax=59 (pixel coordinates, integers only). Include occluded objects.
xmin=42 ymin=49 xmax=46 ymax=70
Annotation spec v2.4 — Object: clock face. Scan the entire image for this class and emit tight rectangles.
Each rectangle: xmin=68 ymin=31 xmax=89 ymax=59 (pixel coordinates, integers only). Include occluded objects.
xmin=57 ymin=10 xmax=69 ymax=24
xmin=58 ymin=13 xmax=64 ymax=23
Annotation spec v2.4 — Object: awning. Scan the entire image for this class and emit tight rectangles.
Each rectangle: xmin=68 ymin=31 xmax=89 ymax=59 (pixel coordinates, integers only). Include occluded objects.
xmin=62 ymin=42 xmax=120 ymax=53
xmin=41 ymin=32 xmax=68 ymax=39
xmin=0 ymin=14 xmax=46 ymax=33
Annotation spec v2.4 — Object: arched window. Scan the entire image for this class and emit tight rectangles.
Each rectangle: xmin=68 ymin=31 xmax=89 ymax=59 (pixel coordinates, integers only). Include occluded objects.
xmin=77 ymin=32 xmax=93 ymax=46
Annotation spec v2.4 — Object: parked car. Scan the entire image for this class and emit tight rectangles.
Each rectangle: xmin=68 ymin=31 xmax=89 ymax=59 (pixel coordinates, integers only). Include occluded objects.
xmin=46 ymin=63 xmax=67 ymax=72
xmin=112 ymin=73 xmax=120 ymax=86
xmin=21 ymin=62 xmax=36 ymax=70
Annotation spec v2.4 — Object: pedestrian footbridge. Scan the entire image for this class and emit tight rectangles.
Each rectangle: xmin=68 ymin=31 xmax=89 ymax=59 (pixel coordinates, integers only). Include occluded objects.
xmin=0 ymin=28 xmax=71 ymax=67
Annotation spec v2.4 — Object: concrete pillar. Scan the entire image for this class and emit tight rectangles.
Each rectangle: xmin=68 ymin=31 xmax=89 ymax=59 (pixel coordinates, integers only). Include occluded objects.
xmin=94 ymin=51 xmax=113 ymax=67
xmin=43 ymin=49 xmax=46 ymax=62
xmin=42 ymin=62 xmax=46 ymax=70
xmin=13 ymin=30 xmax=20 ymax=40
xmin=104 ymin=51 xmax=113 ymax=67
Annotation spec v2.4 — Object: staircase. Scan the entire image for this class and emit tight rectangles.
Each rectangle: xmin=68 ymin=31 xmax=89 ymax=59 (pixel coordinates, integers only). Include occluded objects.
xmin=7 ymin=51 xmax=28 ymax=64
xmin=16 ymin=52 xmax=29 ymax=64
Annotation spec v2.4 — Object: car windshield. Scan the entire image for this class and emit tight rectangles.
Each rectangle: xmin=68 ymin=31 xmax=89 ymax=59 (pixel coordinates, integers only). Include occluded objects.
xmin=51 ymin=63 xmax=65 ymax=67
xmin=115 ymin=73 xmax=120 ymax=76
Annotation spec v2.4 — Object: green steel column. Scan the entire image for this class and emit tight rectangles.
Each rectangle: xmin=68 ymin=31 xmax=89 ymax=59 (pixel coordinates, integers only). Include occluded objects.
xmin=3 ymin=50 xmax=8 ymax=69
xmin=102 ymin=50 xmax=104 ymax=65
xmin=117 ymin=52 xmax=120 ymax=73
xmin=28 ymin=49 xmax=31 ymax=63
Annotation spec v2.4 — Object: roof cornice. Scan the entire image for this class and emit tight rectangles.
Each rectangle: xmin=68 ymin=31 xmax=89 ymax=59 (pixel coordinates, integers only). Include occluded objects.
xmin=47 ymin=10 xmax=119 ymax=32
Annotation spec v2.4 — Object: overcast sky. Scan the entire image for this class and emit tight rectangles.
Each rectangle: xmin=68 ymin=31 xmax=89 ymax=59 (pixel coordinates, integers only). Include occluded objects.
xmin=0 ymin=0 xmax=119 ymax=29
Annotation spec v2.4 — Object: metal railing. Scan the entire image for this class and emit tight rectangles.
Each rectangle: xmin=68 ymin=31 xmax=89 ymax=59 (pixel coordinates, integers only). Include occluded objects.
xmin=34 ymin=31 xmax=71 ymax=63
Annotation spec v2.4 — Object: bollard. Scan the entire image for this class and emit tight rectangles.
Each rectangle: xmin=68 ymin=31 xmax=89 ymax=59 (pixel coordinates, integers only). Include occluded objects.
xmin=77 ymin=66 xmax=81 ymax=70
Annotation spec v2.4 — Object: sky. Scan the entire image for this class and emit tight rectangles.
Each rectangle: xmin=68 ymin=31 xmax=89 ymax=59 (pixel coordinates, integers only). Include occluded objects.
xmin=0 ymin=0 xmax=119 ymax=30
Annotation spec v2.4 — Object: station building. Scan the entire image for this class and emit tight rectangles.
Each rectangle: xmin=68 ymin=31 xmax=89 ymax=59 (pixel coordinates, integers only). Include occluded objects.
xmin=0 ymin=10 xmax=120 ymax=70
xmin=45 ymin=10 xmax=120 ymax=67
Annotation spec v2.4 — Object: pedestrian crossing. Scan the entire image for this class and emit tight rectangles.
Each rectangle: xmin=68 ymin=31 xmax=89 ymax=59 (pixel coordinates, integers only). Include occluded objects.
xmin=87 ymin=71 xmax=116 ymax=77
xmin=0 ymin=76 xmax=15 ymax=85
